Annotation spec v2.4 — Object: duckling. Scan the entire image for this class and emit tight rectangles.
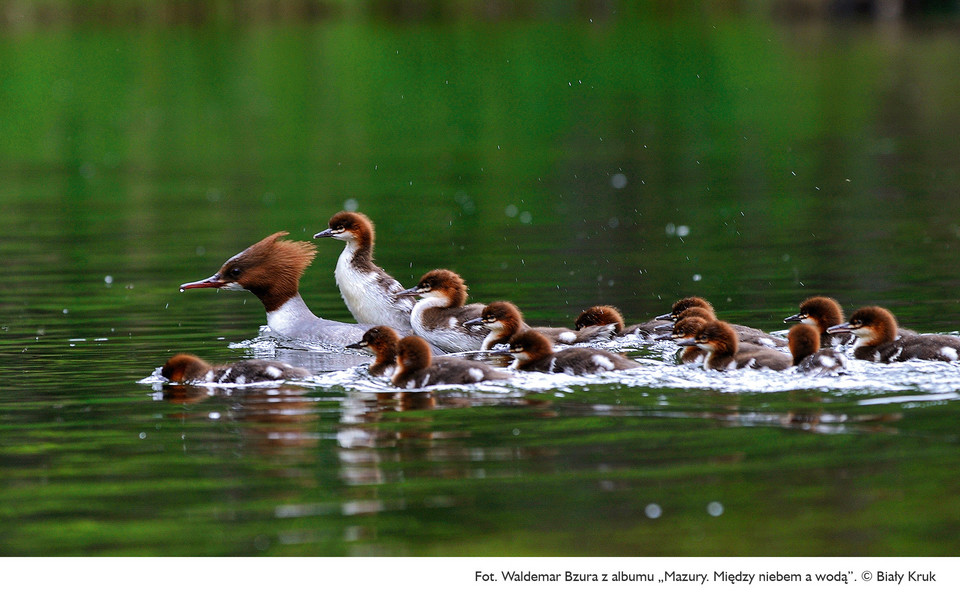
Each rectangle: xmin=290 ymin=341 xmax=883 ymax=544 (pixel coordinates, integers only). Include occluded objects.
xmin=677 ymin=320 xmax=792 ymax=371
xmin=827 ymin=306 xmax=960 ymax=362
xmin=783 ymin=296 xmax=856 ymax=347
xmin=392 ymin=335 xmax=508 ymax=389
xmin=655 ymin=316 xmax=708 ymax=365
xmin=658 ymin=298 xmax=787 ymax=348
xmin=508 ymin=330 xmax=641 ymax=375
xmin=787 ymin=324 xmax=846 ymax=375
xmin=465 ymin=301 xmax=615 ymax=350
xmin=396 ymin=269 xmax=488 ymax=353
xmin=573 ymin=305 xmax=664 ymax=338
xmin=161 ymin=353 xmax=310 ymax=384
xmin=314 ymin=211 xmax=414 ymax=332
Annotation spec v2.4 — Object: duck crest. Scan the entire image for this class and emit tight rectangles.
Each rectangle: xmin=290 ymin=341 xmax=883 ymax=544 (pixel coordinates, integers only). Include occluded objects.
xmin=220 ymin=232 xmax=317 ymax=311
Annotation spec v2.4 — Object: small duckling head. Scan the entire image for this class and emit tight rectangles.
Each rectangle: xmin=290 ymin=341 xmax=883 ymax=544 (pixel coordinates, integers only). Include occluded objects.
xmin=827 ymin=306 xmax=898 ymax=346
xmin=508 ymin=330 xmax=555 ymax=364
xmin=314 ymin=211 xmax=375 ymax=249
xmin=574 ymin=305 xmax=624 ymax=333
xmin=395 ymin=335 xmax=434 ymax=373
xmin=161 ymin=354 xmax=211 ymax=383
xmin=788 ymin=323 xmax=821 ymax=365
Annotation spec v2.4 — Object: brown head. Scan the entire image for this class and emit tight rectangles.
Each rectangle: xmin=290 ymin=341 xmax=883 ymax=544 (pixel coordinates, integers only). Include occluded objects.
xmin=466 ymin=301 xmax=524 ymax=335
xmin=347 ymin=325 xmax=400 ymax=360
xmin=179 ymin=232 xmax=316 ymax=312
xmin=785 ymin=296 xmax=844 ymax=334
xmin=826 ymin=306 xmax=898 ymax=346
xmin=680 ymin=320 xmax=738 ymax=356
xmin=574 ymin=305 xmax=624 ymax=333
xmin=314 ymin=211 xmax=375 ymax=251
xmin=788 ymin=324 xmax=821 ymax=365
xmin=508 ymin=330 xmax=555 ymax=368
xmin=397 ymin=269 xmax=469 ymax=307
xmin=675 ymin=306 xmax=717 ymax=322
xmin=672 ymin=316 xmax=708 ymax=340
xmin=161 ymin=354 xmax=212 ymax=383
xmin=395 ymin=336 xmax=434 ymax=376
xmin=657 ymin=296 xmax=714 ymax=321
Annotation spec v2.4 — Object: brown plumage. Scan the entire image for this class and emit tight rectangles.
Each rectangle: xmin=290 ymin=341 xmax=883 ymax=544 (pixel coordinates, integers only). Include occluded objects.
xmin=392 ymin=335 xmax=507 ymax=388
xmin=573 ymin=305 xmax=662 ymax=337
xmin=827 ymin=306 xmax=960 ymax=362
xmin=397 ymin=269 xmax=489 ymax=352
xmin=346 ymin=325 xmax=401 ymax=377
xmin=508 ymin=330 xmax=641 ymax=375
xmin=161 ymin=353 xmax=310 ymax=384
xmin=787 ymin=324 xmax=846 ymax=374
xmin=469 ymin=301 xmax=614 ymax=350
xmin=678 ymin=320 xmax=791 ymax=371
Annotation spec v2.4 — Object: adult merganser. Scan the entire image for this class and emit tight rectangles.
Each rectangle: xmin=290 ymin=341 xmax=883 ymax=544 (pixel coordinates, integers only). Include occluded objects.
xmin=464 ymin=301 xmax=615 ymax=350
xmin=657 ymin=297 xmax=787 ymax=348
xmin=827 ymin=306 xmax=960 ymax=362
xmin=787 ymin=324 xmax=846 ymax=375
xmin=395 ymin=269 xmax=488 ymax=353
xmin=392 ymin=335 xmax=508 ymax=389
xmin=179 ymin=232 xmax=371 ymax=346
xmin=161 ymin=353 xmax=310 ymax=384
xmin=573 ymin=305 xmax=664 ymax=338
xmin=677 ymin=320 xmax=792 ymax=371
xmin=508 ymin=330 xmax=641 ymax=375
xmin=313 ymin=211 xmax=414 ymax=332
xmin=655 ymin=316 xmax=708 ymax=365
xmin=783 ymin=296 xmax=855 ymax=347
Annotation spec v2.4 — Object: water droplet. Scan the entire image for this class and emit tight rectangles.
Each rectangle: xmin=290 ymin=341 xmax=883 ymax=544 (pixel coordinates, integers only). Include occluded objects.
xmin=139 ymin=432 xmax=147 ymax=439
xmin=692 ymin=274 xmax=702 ymax=282
xmin=645 ymin=503 xmax=662 ymax=519
xmin=104 ymin=275 xmax=113 ymax=285
xmin=707 ymin=501 xmax=724 ymax=516
xmin=676 ymin=225 xmax=690 ymax=237
xmin=344 ymin=198 xmax=359 ymax=212
xmin=610 ymin=173 xmax=628 ymax=189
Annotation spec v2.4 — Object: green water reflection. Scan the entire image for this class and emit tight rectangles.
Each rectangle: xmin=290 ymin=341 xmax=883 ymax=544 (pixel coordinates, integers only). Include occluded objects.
xmin=1 ymin=11 xmax=959 ymax=556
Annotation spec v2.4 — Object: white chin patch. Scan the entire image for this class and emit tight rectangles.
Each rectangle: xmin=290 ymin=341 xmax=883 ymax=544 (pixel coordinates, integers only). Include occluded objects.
xmin=220 ymin=282 xmax=244 ymax=291
xmin=800 ymin=317 xmax=816 ymax=326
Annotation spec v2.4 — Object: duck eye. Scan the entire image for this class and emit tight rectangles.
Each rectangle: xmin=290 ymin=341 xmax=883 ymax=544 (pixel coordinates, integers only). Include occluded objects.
xmin=228 ymin=267 xmax=242 ymax=278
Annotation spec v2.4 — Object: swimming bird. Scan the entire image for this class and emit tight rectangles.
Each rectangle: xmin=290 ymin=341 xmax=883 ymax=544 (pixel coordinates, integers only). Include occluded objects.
xmin=677 ymin=320 xmax=792 ymax=371
xmin=395 ymin=269 xmax=488 ymax=353
xmin=508 ymin=330 xmax=641 ymax=375
xmin=161 ymin=353 xmax=310 ymax=384
xmin=787 ymin=324 xmax=846 ymax=375
xmin=392 ymin=335 xmax=508 ymax=389
xmin=465 ymin=301 xmax=615 ymax=350
xmin=314 ymin=211 xmax=414 ymax=332
xmin=573 ymin=305 xmax=664 ymax=338
xmin=783 ymin=296 xmax=855 ymax=347
xmin=657 ymin=298 xmax=787 ymax=348
xmin=827 ymin=306 xmax=960 ymax=362
xmin=346 ymin=325 xmax=402 ymax=377
xmin=655 ymin=316 xmax=708 ymax=365
xmin=179 ymin=232 xmax=371 ymax=346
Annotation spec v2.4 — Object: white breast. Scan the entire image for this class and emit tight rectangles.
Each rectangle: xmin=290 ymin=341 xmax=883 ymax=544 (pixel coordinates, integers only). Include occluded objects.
xmin=334 ymin=247 xmax=413 ymax=330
